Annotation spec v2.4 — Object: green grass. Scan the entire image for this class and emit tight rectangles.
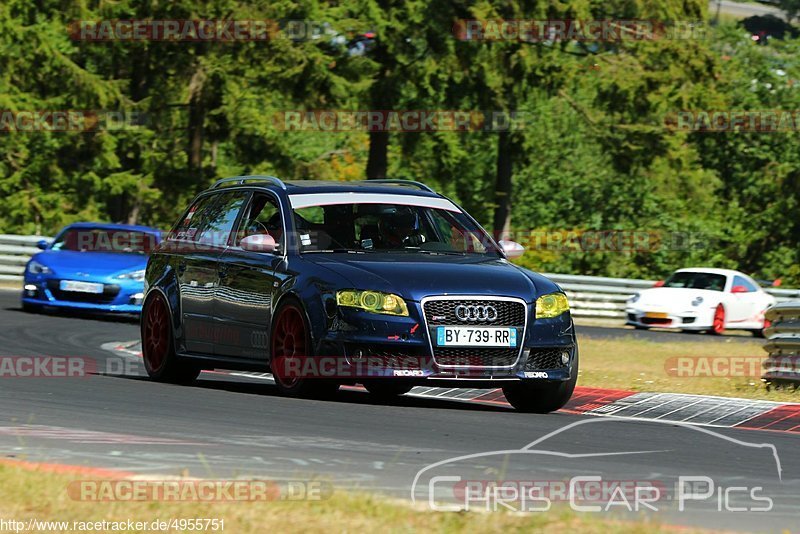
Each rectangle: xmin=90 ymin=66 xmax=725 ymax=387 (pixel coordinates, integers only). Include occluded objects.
xmin=578 ymin=334 xmax=800 ymax=402
xmin=0 ymin=462 xmax=701 ymax=533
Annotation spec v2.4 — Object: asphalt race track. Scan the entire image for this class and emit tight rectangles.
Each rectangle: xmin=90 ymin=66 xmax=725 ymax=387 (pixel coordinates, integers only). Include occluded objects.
xmin=0 ymin=291 xmax=797 ymax=531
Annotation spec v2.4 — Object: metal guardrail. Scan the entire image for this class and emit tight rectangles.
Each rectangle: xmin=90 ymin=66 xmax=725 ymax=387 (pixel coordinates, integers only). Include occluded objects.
xmin=543 ymin=273 xmax=800 ymax=321
xmin=1 ymin=233 xmax=799 ymax=319
xmin=762 ymin=302 xmax=800 ymax=385
xmin=0 ymin=235 xmax=51 ymax=282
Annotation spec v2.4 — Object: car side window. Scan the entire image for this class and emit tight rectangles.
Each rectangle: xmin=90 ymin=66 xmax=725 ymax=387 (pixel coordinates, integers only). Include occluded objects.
xmin=733 ymin=275 xmax=758 ymax=292
xmin=170 ymin=195 xmax=216 ymax=241
xmin=238 ymin=193 xmax=284 ymax=252
xmin=194 ymin=192 xmax=249 ymax=247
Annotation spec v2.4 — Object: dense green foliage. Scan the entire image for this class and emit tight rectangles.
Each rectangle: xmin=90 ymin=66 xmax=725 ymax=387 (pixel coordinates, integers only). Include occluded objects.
xmin=1 ymin=1 xmax=798 ymax=283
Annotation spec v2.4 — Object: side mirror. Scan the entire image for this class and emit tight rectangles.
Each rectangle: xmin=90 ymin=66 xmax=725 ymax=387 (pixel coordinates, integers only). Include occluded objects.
xmin=240 ymin=234 xmax=276 ymax=253
xmin=498 ymin=240 xmax=525 ymax=259
xmin=36 ymin=239 xmax=49 ymax=250
xmin=731 ymin=285 xmax=749 ymax=294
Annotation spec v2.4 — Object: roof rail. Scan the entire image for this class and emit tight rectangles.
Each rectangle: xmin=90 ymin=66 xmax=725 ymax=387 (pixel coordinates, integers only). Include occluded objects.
xmin=212 ymin=175 xmax=287 ymax=190
xmin=367 ymin=179 xmax=435 ymax=193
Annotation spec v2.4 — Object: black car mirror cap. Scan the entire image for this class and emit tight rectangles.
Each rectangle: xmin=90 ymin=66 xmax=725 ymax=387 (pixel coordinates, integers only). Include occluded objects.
xmin=240 ymin=234 xmax=276 ymax=253
xmin=499 ymin=240 xmax=525 ymax=259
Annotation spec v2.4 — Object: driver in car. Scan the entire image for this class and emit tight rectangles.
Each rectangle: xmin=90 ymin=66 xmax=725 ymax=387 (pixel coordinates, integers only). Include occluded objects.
xmin=377 ymin=208 xmax=426 ymax=248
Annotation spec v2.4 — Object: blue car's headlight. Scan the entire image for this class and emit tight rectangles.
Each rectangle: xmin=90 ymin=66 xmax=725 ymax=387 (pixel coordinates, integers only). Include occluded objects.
xmin=336 ymin=290 xmax=409 ymax=316
xmin=27 ymin=260 xmax=52 ymax=275
xmin=115 ymin=269 xmax=146 ymax=281
xmin=535 ymin=293 xmax=570 ymax=319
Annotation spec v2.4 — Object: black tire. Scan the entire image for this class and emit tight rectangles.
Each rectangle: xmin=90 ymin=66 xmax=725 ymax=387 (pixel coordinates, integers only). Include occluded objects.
xmin=633 ymin=325 xmax=648 ymax=330
xmin=363 ymin=381 xmax=414 ymax=399
xmin=141 ymin=292 xmax=200 ymax=384
xmin=270 ymin=297 xmax=339 ymax=398
xmin=503 ymin=349 xmax=579 ymax=413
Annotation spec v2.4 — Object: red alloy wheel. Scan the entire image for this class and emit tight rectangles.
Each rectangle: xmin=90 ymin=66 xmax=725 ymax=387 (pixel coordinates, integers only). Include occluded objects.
xmin=143 ymin=294 xmax=170 ymax=372
xmin=712 ymin=304 xmax=725 ymax=335
xmin=271 ymin=304 xmax=308 ymax=388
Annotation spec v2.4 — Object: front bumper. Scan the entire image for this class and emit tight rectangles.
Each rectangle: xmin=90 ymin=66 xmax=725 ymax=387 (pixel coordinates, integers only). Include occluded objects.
xmin=625 ymin=308 xmax=712 ymax=330
xmin=311 ymin=300 xmax=577 ymax=385
xmin=22 ymin=276 xmax=145 ymax=314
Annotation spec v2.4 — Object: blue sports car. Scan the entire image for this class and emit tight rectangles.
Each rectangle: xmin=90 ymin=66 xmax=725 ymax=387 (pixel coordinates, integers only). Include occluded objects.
xmin=141 ymin=177 xmax=578 ymax=412
xmin=22 ymin=222 xmax=161 ymax=314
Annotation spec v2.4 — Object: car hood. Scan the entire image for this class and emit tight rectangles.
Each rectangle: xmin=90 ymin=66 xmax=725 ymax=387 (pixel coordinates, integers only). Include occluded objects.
xmin=632 ymin=287 xmax=722 ymax=309
xmin=31 ymin=250 xmax=147 ymax=277
xmin=304 ymin=253 xmax=559 ymax=303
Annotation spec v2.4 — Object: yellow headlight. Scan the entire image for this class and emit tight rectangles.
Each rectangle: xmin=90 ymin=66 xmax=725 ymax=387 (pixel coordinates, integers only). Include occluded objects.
xmin=337 ymin=290 xmax=409 ymax=316
xmin=535 ymin=293 xmax=569 ymax=319
xmin=360 ymin=291 xmax=381 ymax=310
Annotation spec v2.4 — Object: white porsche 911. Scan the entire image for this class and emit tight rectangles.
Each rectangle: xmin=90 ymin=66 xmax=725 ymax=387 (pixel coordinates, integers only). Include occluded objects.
xmin=625 ymin=268 xmax=776 ymax=335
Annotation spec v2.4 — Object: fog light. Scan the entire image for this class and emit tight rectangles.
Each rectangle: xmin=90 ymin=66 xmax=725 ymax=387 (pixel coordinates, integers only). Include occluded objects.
xmin=24 ymin=284 xmax=37 ymax=291
xmin=131 ymin=293 xmax=144 ymax=305
xmin=561 ymin=351 xmax=570 ymax=365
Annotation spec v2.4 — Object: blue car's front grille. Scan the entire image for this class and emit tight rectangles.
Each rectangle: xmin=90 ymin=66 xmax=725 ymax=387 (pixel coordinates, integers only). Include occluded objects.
xmin=422 ymin=297 xmax=527 ymax=368
xmin=524 ymin=347 xmax=571 ymax=370
xmin=422 ymin=299 xmax=526 ymax=326
xmin=433 ymin=347 xmax=519 ymax=367
xmin=46 ymin=280 xmax=120 ymax=304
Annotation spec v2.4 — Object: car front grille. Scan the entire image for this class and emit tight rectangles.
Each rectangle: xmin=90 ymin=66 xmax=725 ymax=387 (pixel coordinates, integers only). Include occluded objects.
xmin=346 ymin=345 xmax=428 ymax=370
xmin=422 ymin=297 xmax=527 ymax=368
xmin=524 ymin=347 xmax=572 ymax=371
xmin=46 ymin=280 xmax=120 ymax=304
xmin=433 ymin=347 xmax=520 ymax=367
xmin=423 ymin=298 xmax=526 ymax=326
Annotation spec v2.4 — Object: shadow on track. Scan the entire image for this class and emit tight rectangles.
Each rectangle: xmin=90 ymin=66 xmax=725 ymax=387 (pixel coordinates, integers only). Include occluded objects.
xmin=96 ymin=372 xmax=513 ymax=413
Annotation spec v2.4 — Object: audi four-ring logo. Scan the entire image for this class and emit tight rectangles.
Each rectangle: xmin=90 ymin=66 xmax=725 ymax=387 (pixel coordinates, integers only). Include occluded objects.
xmin=454 ymin=304 xmax=498 ymax=322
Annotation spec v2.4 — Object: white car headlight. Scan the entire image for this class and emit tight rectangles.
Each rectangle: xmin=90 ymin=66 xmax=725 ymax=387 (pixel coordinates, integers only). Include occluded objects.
xmin=116 ymin=269 xmax=146 ymax=281
xmin=27 ymin=260 xmax=52 ymax=275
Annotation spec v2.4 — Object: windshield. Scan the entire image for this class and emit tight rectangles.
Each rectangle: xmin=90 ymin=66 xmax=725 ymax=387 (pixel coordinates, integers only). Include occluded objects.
xmin=290 ymin=200 xmax=498 ymax=255
xmin=663 ymin=271 xmax=726 ymax=292
xmin=51 ymin=228 xmax=159 ymax=254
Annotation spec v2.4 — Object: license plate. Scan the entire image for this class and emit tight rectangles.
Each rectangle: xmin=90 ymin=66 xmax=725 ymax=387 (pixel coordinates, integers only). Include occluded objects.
xmin=436 ymin=326 xmax=517 ymax=348
xmin=645 ymin=312 xmax=668 ymax=319
xmin=59 ymin=280 xmax=104 ymax=294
